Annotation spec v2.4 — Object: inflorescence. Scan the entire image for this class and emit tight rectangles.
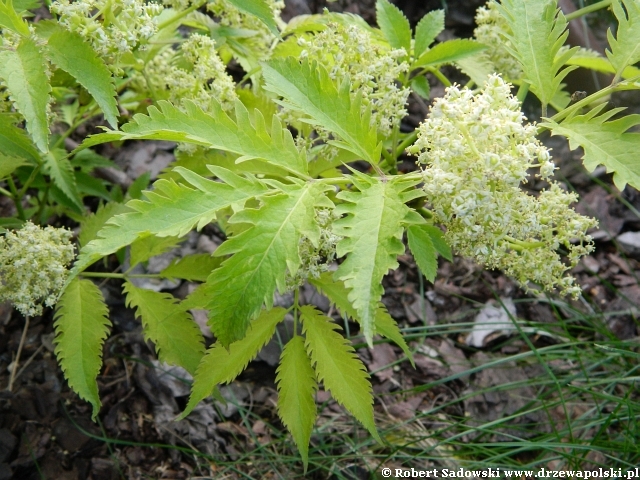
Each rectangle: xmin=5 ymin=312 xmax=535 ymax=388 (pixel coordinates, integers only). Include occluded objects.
xmin=408 ymin=75 xmax=596 ymax=297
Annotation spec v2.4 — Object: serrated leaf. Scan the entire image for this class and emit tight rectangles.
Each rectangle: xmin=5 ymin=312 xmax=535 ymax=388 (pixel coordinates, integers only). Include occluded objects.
xmin=46 ymin=30 xmax=118 ymax=128
xmin=541 ymin=106 xmax=640 ymax=191
xmin=43 ymin=149 xmax=83 ymax=211
xmin=0 ymin=114 xmax=40 ymax=162
xmin=203 ymin=182 xmax=330 ymax=346
xmin=412 ymin=39 xmax=486 ymax=70
xmin=300 ymin=305 xmax=379 ymax=442
xmin=410 ymin=75 xmax=430 ymax=99
xmin=0 ymin=154 xmax=28 ymax=178
xmin=0 ymin=37 xmax=51 ymax=152
xmin=495 ymin=0 xmax=576 ymax=108
xmin=124 ymin=282 xmax=205 ymax=374
xmin=78 ymin=100 xmax=307 ymax=177
xmin=13 ymin=0 xmax=40 ymax=13
xmin=78 ymin=202 xmax=128 ymax=248
xmin=333 ymin=175 xmax=415 ymax=345
xmin=376 ymin=0 xmax=411 ymax=53
xmin=407 ymin=224 xmax=438 ymax=282
xmin=414 ymin=9 xmax=444 ymax=58
xmin=566 ymin=50 xmax=640 ymax=80
xmin=423 ymin=224 xmax=452 ymax=261
xmin=262 ymin=58 xmax=381 ymax=165
xmin=54 ymin=278 xmax=111 ymax=420
xmin=606 ymin=0 xmax=640 ymax=79
xmin=180 ymin=307 xmax=285 ymax=418
xmin=130 ymin=234 xmax=182 ymax=267
xmin=159 ymin=254 xmax=223 ymax=282
xmin=276 ymin=336 xmax=317 ymax=468
xmin=71 ymin=167 xmax=267 ymax=276
xmin=310 ymin=272 xmax=413 ymax=366
xmin=0 ymin=0 xmax=30 ymax=36
xmin=226 ymin=0 xmax=279 ymax=36
xmin=455 ymin=52 xmax=495 ymax=86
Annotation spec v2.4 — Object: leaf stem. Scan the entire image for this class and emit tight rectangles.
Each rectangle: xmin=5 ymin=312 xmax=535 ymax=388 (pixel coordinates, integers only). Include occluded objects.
xmin=395 ymin=129 xmax=419 ymax=158
xmin=565 ymin=0 xmax=612 ymax=21
xmin=156 ymin=0 xmax=206 ymax=31
xmin=428 ymin=67 xmax=452 ymax=87
xmin=7 ymin=315 xmax=29 ymax=392
xmin=293 ymin=289 xmax=300 ymax=336
xmin=7 ymin=176 xmax=26 ymax=221
xmin=516 ymin=81 xmax=530 ymax=103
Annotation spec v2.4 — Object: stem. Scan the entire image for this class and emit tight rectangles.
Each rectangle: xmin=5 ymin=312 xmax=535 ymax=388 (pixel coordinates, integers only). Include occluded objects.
xmin=7 ymin=315 xmax=30 ymax=392
xmin=293 ymin=289 xmax=300 ymax=337
xmin=18 ymin=164 xmax=42 ymax=199
xmin=516 ymin=81 xmax=530 ymax=103
xmin=541 ymin=103 xmax=548 ymax=119
xmin=429 ymin=68 xmax=452 ymax=87
xmin=7 ymin=177 xmax=26 ymax=221
xmin=395 ymin=130 xmax=419 ymax=158
xmin=156 ymin=0 xmax=206 ymax=31
xmin=80 ymin=272 xmax=162 ymax=279
xmin=565 ymin=0 xmax=612 ymax=21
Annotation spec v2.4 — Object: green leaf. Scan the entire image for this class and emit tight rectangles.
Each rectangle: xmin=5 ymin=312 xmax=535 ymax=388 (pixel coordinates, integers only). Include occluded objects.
xmin=0 ymin=37 xmax=51 ymax=152
xmin=412 ymin=38 xmax=487 ymax=70
xmin=124 ymin=282 xmax=205 ymax=375
xmin=410 ymin=75 xmax=430 ymax=99
xmin=43 ymin=149 xmax=83 ymax=211
xmin=130 ymin=234 xmax=182 ymax=267
xmin=455 ymin=52 xmax=495 ymax=86
xmin=414 ymin=9 xmax=444 ymax=58
xmin=203 ymin=182 xmax=331 ymax=346
xmin=300 ymin=305 xmax=379 ymax=442
xmin=46 ymin=30 xmax=118 ymax=128
xmin=407 ymin=224 xmax=438 ymax=282
xmin=78 ymin=202 xmax=128 ymax=248
xmin=0 ymin=154 xmax=28 ymax=178
xmin=78 ymin=100 xmax=307 ymax=178
xmin=54 ymin=278 xmax=111 ymax=420
xmin=159 ymin=254 xmax=223 ymax=282
xmin=0 ymin=114 xmax=40 ymax=162
xmin=566 ymin=50 xmax=640 ymax=80
xmin=276 ymin=336 xmax=317 ymax=469
xmin=71 ymin=167 xmax=267 ymax=276
xmin=180 ymin=307 xmax=285 ymax=419
xmin=310 ymin=272 xmax=413 ymax=366
xmin=376 ymin=0 xmax=411 ymax=53
xmin=541 ymin=106 xmax=640 ymax=191
xmin=495 ymin=0 xmax=576 ymax=108
xmin=262 ymin=58 xmax=381 ymax=165
xmin=606 ymin=0 xmax=640 ymax=79
xmin=226 ymin=0 xmax=279 ymax=36
xmin=333 ymin=175 xmax=416 ymax=345
xmin=0 ymin=0 xmax=30 ymax=36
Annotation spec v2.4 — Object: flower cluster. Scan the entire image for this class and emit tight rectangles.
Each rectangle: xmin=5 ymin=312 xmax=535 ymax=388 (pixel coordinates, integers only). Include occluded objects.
xmin=286 ymin=208 xmax=342 ymax=289
xmin=0 ymin=222 xmax=75 ymax=316
xmin=474 ymin=1 xmax=522 ymax=80
xmin=298 ymin=22 xmax=410 ymax=136
xmin=143 ymin=33 xmax=238 ymax=113
xmin=50 ymin=0 xmax=163 ymax=74
xmin=408 ymin=75 xmax=596 ymax=297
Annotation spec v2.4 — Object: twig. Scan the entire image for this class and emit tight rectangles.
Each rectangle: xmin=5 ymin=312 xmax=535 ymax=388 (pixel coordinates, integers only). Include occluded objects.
xmin=7 ymin=315 xmax=30 ymax=391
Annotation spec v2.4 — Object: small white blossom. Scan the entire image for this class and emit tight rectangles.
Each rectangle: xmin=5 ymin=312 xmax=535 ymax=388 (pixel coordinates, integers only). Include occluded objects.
xmin=0 ymin=222 xmax=75 ymax=317
xmin=409 ymin=75 xmax=596 ymax=297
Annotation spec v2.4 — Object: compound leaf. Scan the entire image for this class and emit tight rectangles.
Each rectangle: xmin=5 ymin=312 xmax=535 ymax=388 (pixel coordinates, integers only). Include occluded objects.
xmin=124 ymin=282 xmax=205 ymax=375
xmin=606 ymin=0 xmax=640 ymax=79
xmin=300 ymin=305 xmax=379 ymax=442
xmin=0 ymin=37 xmax=51 ymax=152
xmin=262 ymin=58 xmax=381 ymax=165
xmin=203 ymin=182 xmax=330 ymax=346
xmin=542 ymin=106 xmax=640 ymax=191
xmin=71 ymin=167 xmax=267 ymax=276
xmin=43 ymin=149 xmax=83 ymax=211
xmin=180 ymin=307 xmax=285 ymax=418
xmin=495 ymin=0 xmax=576 ymax=108
xmin=376 ymin=0 xmax=411 ymax=53
xmin=412 ymin=38 xmax=486 ymax=70
xmin=333 ymin=175 xmax=415 ymax=345
xmin=78 ymin=202 xmax=129 ymax=248
xmin=79 ymin=100 xmax=307 ymax=177
xmin=54 ymin=278 xmax=111 ymax=420
xmin=46 ymin=30 xmax=118 ymax=128
xmin=276 ymin=336 xmax=317 ymax=469
xmin=226 ymin=0 xmax=279 ymax=36
xmin=310 ymin=272 xmax=413 ymax=365
xmin=414 ymin=9 xmax=444 ymax=58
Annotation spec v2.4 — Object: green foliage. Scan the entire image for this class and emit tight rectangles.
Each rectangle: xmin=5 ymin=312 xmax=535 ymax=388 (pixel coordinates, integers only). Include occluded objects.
xmin=414 ymin=9 xmax=444 ymax=58
xmin=412 ymin=38 xmax=486 ymax=70
xmin=276 ymin=336 xmax=317 ymax=469
xmin=123 ymin=282 xmax=205 ymax=374
xmin=376 ymin=0 xmax=411 ymax=54
xmin=54 ymin=278 xmax=111 ymax=420
xmin=225 ymin=0 xmax=280 ymax=36
xmin=0 ymin=0 xmax=30 ymax=36
xmin=606 ymin=0 xmax=640 ymax=80
xmin=407 ymin=224 xmax=452 ymax=282
xmin=300 ymin=305 xmax=380 ymax=442
xmin=495 ymin=0 xmax=576 ymax=109
xmin=542 ymin=106 xmax=640 ymax=191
